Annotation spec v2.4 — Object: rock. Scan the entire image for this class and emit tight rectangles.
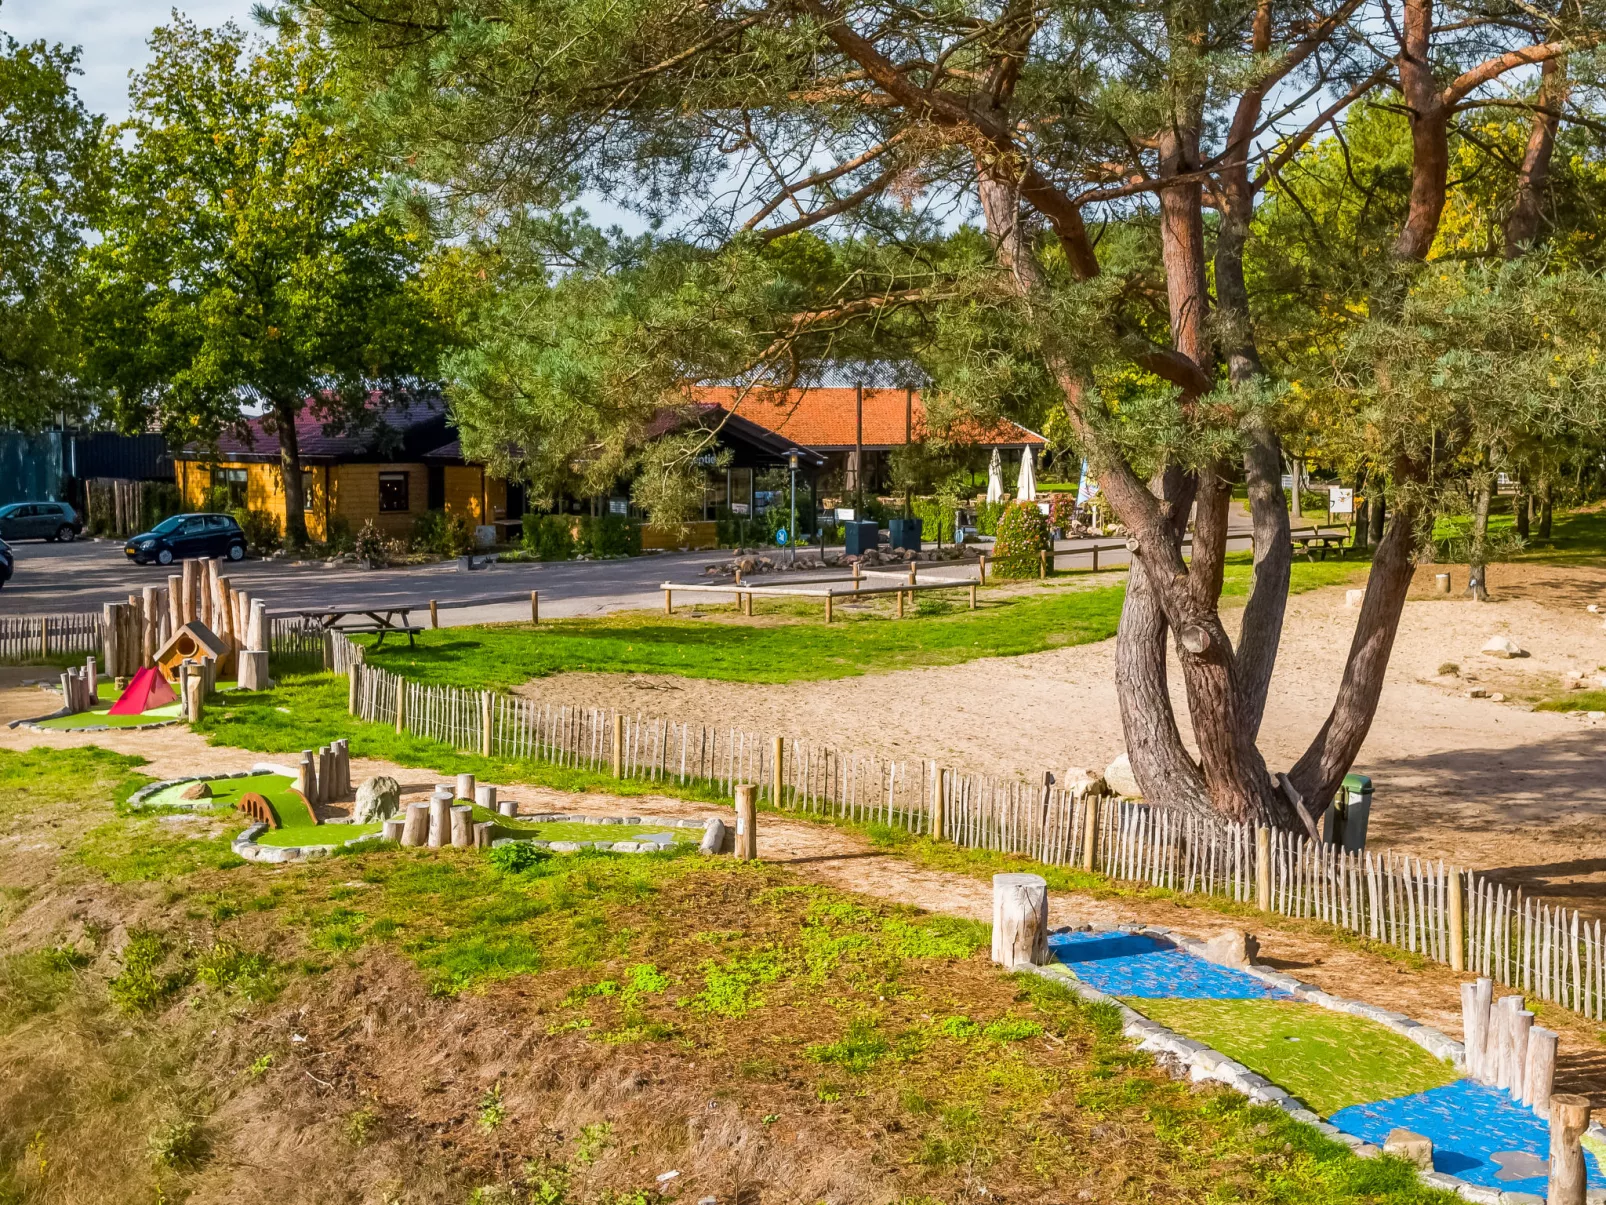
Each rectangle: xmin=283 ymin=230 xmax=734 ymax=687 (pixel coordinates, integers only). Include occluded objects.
xmin=1481 ymin=634 xmax=1527 ymax=659
xmin=1566 ymin=670 xmax=1584 ymax=681
xmin=1589 ymin=711 xmax=1605 ymax=721
xmin=1063 ymin=768 xmax=1108 ymax=800
xmin=1588 ymin=604 xmax=1600 ymax=613
xmin=179 ymin=781 xmax=212 ymax=800
xmin=1490 ymin=692 xmax=1506 ymax=702
xmin=1467 ymin=687 xmax=1488 ymax=699
xmin=353 ymin=775 xmax=402 ymax=823
xmin=1379 ymin=1128 xmax=1433 ymax=1170
xmin=1202 ymin=930 xmax=1259 ymax=968
xmin=700 ymin=817 xmax=727 ymax=855
xmin=1103 ymin=753 xmax=1141 ymax=799
xmin=1344 ymin=589 xmax=1365 ymax=608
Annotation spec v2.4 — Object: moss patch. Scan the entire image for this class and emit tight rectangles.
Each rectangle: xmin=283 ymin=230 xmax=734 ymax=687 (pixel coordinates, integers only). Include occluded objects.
xmin=1132 ymin=997 xmax=1458 ymax=1116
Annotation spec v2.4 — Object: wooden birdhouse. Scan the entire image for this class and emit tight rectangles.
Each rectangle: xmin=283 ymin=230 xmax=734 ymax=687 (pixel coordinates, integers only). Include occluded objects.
xmin=154 ymin=620 xmax=226 ymax=686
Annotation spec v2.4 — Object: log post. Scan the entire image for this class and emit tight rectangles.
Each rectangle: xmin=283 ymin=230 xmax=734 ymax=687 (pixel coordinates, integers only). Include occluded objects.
xmin=1256 ymin=826 xmax=1272 ymax=912
xmin=248 ymin=599 xmax=266 ymax=651
xmin=382 ymin=816 xmax=405 ymax=843
xmin=1547 ymin=1094 xmax=1591 ymax=1205
xmin=978 ymin=553 xmax=987 ymax=583
xmin=969 ymin=583 xmax=978 ymax=610
xmin=101 ymin=603 xmax=117 ymax=677
xmin=167 ymin=574 xmax=183 ymax=633
xmin=1091 ymin=545 xmax=1100 ymax=572
xmin=185 ymin=665 xmax=204 ymax=723
xmin=59 ymin=671 xmax=75 ymax=714
xmin=498 ymin=800 xmax=516 ymax=818
xmin=348 ymin=666 xmax=359 ymax=715
xmin=1040 ymin=548 xmax=1048 ymax=579
xmin=930 ymin=764 xmax=945 ymax=840
xmin=455 ymin=773 xmax=476 ymax=801
xmin=395 ymin=676 xmax=406 ymax=734
xmin=475 ymin=784 xmax=498 ymax=812
xmin=530 ymin=591 xmax=539 ymax=624
xmin=772 ymin=736 xmax=784 ymax=808
xmin=1450 ymin=871 xmax=1466 ymax=973
xmin=181 ymin=560 xmax=197 ymax=624
xmin=429 ymin=599 xmax=439 ymax=629
xmin=296 ymin=748 xmax=316 ymax=803
xmin=1081 ymin=795 xmax=1099 ymax=872
xmin=991 ymin=873 xmax=1049 ymax=968
xmin=897 ymin=589 xmax=905 ymax=619
xmin=734 ymin=783 xmax=758 ymax=860
xmin=142 ymin=585 xmax=159 ymax=666
xmin=481 ymin=690 xmax=493 ymax=758
xmin=450 ymin=805 xmax=473 ymax=848
xmin=852 ymin=562 xmax=860 ymax=591
xmin=428 ymin=792 xmax=452 ymax=848
xmin=1463 ymin=978 xmax=1492 ymax=1081
xmin=474 ymin=820 xmax=494 ymax=849
xmin=1493 ymin=996 xmax=1522 ymax=1089
xmin=1526 ymin=1026 xmax=1558 ymax=1115
xmin=612 ymin=713 xmax=624 ymax=778
xmin=824 ymin=592 xmax=833 ymax=623
xmin=334 ymin=739 xmax=350 ymax=795
xmin=664 ymin=589 xmax=672 ymax=615
xmin=317 ymin=746 xmax=332 ymax=805
xmin=401 ymin=802 xmax=430 ymax=846
xmin=1511 ymin=1009 xmax=1535 ymax=1102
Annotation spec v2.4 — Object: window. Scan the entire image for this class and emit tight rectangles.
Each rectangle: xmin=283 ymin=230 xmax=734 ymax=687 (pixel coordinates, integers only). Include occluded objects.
xmin=378 ymin=472 xmax=409 ymax=513
xmin=211 ymin=467 xmax=248 ymax=509
xmin=205 ymin=515 xmax=230 ymax=530
xmin=302 ymin=470 xmax=315 ymax=511
xmin=182 ymin=517 xmax=207 ymax=534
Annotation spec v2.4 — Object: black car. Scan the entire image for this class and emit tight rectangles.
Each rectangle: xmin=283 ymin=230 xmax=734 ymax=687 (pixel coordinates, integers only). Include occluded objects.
xmin=0 ymin=539 xmax=12 ymax=589
xmin=0 ymin=500 xmax=82 ymax=542
xmin=125 ymin=513 xmax=247 ymax=565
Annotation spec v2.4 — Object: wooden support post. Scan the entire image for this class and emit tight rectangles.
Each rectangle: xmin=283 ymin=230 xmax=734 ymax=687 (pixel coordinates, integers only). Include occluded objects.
xmin=1040 ymin=548 xmax=1048 ymax=579
xmin=896 ymin=589 xmax=905 ymax=618
xmin=1526 ymin=1027 xmax=1558 ymax=1117
xmin=1464 ymin=978 xmax=1492 ymax=1081
xmin=1547 ymin=1094 xmax=1591 ymax=1205
xmin=852 ymin=562 xmax=860 ymax=591
xmin=348 ymin=667 xmax=359 ymax=715
xmin=771 ymin=736 xmax=784 ymax=809
xmin=1091 ymin=545 xmax=1099 ymax=572
xmin=480 ymin=690 xmax=493 ymax=757
xmin=930 ymin=765 xmax=945 ymax=840
xmin=1082 ymin=796 xmax=1099 ymax=872
xmin=142 ymin=586 xmax=159 ymax=665
xmin=992 ymin=873 xmax=1049 ymax=968
xmin=612 ymin=713 xmax=624 ymax=777
xmin=167 ymin=574 xmax=183 ymax=633
xmin=401 ymin=802 xmax=430 ymax=846
xmin=248 ymin=599 xmax=266 ymax=651
xmin=475 ymin=784 xmax=498 ymax=811
xmin=455 ymin=773 xmax=475 ymax=802
xmin=1256 ymin=826 xmax=1272 ymax=912
xmin=473 ymin=820 xmax=494 ymax=848
xmin=664 ymin=589 xmax=672 ymax=615
xmin=428 ymin=793 xmax=452 ymax=848
xmin=429 ymin=599 xmax=439 ymax=628
xmin=317 ymin=746 xmax=332 ymax=805
xmin=185 ymin=665 xmax=204 ymax=723
xmin=237 ymin=648 xmax=269 ymax=691
xmin=530 ymin=591 xmax=539 ymax=624
xmin=450 ymin=805 xmax=473 ymax=848
xmin=1493 ymin=996 xmax=1522 ymax=1090
xmin=824 ymin=592 xmax=833 ymax=623
xmin=733 ymin=783 xmax=758 ymax=860
xmin=40 ymin=617 xmax=48 ymax=659
xmin=978 ymin=553 xmax=987 ymax=583
xmin=395 ymin=676 xmax=406 ymax=734
xmin=181 ymin=560 xmax=197 ymax=623
xmin=1449 ymin=871 xmax=1466 ymax=972
xmin=382 ymin=816 xmax=405 ymax=843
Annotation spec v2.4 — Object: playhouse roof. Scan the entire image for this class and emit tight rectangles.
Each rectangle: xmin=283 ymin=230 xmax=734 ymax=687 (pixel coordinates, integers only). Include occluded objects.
xmin=155 ymin=620 xmax=226 ymax=665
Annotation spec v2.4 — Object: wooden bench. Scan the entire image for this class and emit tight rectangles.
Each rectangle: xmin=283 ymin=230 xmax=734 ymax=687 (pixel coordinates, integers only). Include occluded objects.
xmin=1290 ymin=528 xmax=1351 ymax=561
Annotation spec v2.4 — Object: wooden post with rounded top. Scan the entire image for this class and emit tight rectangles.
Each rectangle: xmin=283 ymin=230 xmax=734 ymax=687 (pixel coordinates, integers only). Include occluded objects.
xmin=824 ymin=592 xmax=833 ymax=623
xmin=612 ymin=713 xmax=623 ymax=778
xmin=1081 ymin=795 xmax=1099 ymax=872
xmin=1256 ymin=826 xmax=1272 ymax=911
xmin=1548 ymin=1093 xmax=1591 ymax=1205
xmin=733 ymin=783 xmax=758 ymax=861
xmin=530 ymin=590 xmax=539 ymax=624
xmin=978 ymin=552 xmax=987 ymax=583
xmin=429 ymin=599 xmax=439 ymax=628
xmin=1526 ymin=1026 xmax=1558 ymax=1116
xmin=1039 ymin=549 xmax=1047 ymax=579
xmin=930 ymin=764 xmax=945 ymax=840
xmin=181 ymin=559 xmax=197 ymax=624
xmin=480 ymin=690 xmax=493 ymax=757
xmin=771 ymin=736 xmax=784 ymax=809
xmin=896 ymin=589 xmax=905 ymax=618
xmin=1462 ymin=978 xmax=1492 ymax=1081
xmin=1449 ymin=871 xmax=1466 ymax=972
xmin=664 ymin=589 xmax=672 ymax=615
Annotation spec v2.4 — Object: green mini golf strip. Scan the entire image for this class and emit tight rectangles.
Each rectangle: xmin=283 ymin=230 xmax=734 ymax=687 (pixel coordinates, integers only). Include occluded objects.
xmin=1132 ymin=998 xmax=1458 ymax=1117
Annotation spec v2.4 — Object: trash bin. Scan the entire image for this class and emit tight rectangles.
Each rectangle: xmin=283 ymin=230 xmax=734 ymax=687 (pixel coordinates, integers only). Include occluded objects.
xmin=844 ymin=520 xmax=880 ymax=557
xmin=888 ymin=517 xmax=923 ymax=551
xmin=1322 ymin=772 xmax=1373 ymax=852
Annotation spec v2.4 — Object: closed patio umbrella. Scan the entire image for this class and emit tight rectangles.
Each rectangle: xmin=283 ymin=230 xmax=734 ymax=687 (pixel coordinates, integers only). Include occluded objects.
xmin=1016 ymin=446 xmax=1037 ymax=501
xmin=986 ymin=448 xmax=1005 ymax=503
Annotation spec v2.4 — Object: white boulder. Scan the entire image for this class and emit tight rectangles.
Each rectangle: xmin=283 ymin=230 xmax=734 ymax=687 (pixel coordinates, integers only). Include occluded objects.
xmin=353 ymin=775 xmax=402 ymax=823
xmin=1103 ymin=754 xmax=1142 ymax=799
xmin=1480 ymin=635 xmax=1527 ymax=659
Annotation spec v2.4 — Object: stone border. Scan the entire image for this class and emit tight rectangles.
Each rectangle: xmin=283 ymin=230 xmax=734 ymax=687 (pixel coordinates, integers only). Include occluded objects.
xmin=1022 ymin=924 xmax=1606 ymax=1205
xmin=492 ymin=812 xmax=711 ymax=855
xmin=9 ymin=705 xmax=179 ymax=732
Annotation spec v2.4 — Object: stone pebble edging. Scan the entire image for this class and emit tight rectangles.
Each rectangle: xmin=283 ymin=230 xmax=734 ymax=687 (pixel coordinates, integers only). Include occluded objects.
xmin=7 ymin=677 xmax=179 ymax=732
xmin=1023 ymin=922 xmax=1606 ymax=1205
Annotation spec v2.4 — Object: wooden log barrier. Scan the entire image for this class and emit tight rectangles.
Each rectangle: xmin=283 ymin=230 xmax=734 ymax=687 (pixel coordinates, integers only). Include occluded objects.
xmin=401 ymin=802 xmax=430 ymax=846
xmin=1510 ymin=1008 xmax=1535 ymax=1102
xmin=1462 ymin=978 xmax=1492 ymax=1081
xmin=1526 ymin=1027 xmax=1558 ymax=1116
xmin=733 ymin=783 xmax=758 ymax=861
xmin=1492 ymin=996 xmax=1521 ymax=1090
xmin=450 ymin=805 xmax=473 ymax=848
xmin=991 ymin=872 xmax=1049 ymax=968
xmin=429 ymin=599 xmax=439 ymax=628
xmin=475 ymin=784 xmax=498 ymax=812
xmin=530 ymin=590 xmax=539 ymax=624
xmin=382 ymin=816 xmax=405 ymax=843
xmin=455 ymin=773 xmax=475 ymax=802
xmin=473 ymin=820 xmax=495 ymax=849
xmin=428 ymin=793 xmax=452 ymax=848
xmin=1547 ymin=1094 xmax=1591 ymax=1205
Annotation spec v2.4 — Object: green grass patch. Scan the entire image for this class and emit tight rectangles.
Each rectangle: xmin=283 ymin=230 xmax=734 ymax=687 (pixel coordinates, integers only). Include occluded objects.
xmin=1132 ymin=997 xmax=1458 ymax=1116
xmin=0 ymin=746 xmax=151 ymax=821
xmin=1434 ymin=505 xmax=1606 ymax=566
xmin=1536 ymin=689 xmax=1606 ymax=714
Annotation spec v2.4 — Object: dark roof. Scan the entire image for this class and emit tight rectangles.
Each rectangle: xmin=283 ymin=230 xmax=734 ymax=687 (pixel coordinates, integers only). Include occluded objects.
xmin=175 ymin=395 xmax=452 ymax=464
xmin=648 ymin=403 xmax=826 ymax=468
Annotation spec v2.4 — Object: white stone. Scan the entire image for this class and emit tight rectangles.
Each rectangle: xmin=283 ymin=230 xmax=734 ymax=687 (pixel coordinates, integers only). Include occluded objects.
xmin=1062 ymin=767 xmax=1107 ymax=799
xmin=1345 ymin=589 xmax=1365 ymax=608
xmin=1591 ymin=712 xmax=1606 ymax=721
xmin=1103 ymin=753 xmax=1141 ymax=799
xmin=1202 ymin=930 xmax=1258 ymax=968
xmin=1481 ymin=635 xmax=1527 ymax=659
xmin=352 ymin=775 xmax=401 ymax=823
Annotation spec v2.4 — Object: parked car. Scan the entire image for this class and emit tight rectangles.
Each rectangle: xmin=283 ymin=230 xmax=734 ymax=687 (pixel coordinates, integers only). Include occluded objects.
xmin=125 ymin=513 xmax=247 ymax=565
xmin=0 ymin=500 xmax=83 ymax=542
xmin=0 ymin=539 xmax=12 ymax=588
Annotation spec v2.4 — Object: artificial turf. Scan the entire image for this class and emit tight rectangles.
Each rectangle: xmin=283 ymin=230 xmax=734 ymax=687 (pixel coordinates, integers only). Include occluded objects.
xmin=1131 ymin=997 xmax=1459 ymax=1116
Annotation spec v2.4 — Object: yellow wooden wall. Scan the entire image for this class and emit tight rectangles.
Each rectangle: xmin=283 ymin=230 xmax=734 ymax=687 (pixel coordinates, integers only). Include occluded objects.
xmin=442 ymin=466 xmax=508 ymax=524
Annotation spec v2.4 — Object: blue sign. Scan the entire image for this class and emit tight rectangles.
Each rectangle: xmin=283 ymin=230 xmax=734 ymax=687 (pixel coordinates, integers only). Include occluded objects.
xmin=776 ymin=528 xmax=788 ymax=545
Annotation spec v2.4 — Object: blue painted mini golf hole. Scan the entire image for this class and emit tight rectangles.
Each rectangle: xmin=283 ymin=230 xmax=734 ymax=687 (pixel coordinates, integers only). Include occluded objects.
xmin=1330 ymin=1079 xmax=1605 ymax=1193
xmin=1047 ymin=930 xmax=1289 ymax=999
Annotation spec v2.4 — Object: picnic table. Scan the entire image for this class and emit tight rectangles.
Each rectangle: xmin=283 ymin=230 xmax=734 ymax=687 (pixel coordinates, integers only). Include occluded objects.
xmin=293 ymin=606 xmax=422 ymax=648
xmin=1290 ymin=527 xmax=1352 ymax=561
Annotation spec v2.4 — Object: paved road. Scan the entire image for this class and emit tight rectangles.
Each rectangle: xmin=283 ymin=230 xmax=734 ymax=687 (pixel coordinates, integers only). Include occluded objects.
xmin=0 ymin=526 xmax=1263 ymax=626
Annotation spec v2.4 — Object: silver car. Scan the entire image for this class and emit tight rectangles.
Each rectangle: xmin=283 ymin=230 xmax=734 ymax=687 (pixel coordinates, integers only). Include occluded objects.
xmin=0 ymin=501 xmax=82 ymax=542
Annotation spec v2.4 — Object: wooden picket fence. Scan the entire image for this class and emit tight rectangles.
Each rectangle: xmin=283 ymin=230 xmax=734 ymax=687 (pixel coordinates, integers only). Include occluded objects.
xmin=0 ymin=613 xmax=102 ymax=662
xmin=331 ymin=632 xmax=1606 ymax=1025
xmin=269 ymin=618 xmax=328 ymax=668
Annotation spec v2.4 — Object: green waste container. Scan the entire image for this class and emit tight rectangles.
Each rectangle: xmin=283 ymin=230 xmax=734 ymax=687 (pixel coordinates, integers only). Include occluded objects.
xmin=1322 ymin=773 xmax=1372 ymax=852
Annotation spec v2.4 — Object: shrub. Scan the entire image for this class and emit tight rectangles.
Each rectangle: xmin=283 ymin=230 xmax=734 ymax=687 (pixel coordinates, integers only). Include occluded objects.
xmin=487 ymin=841 xmax=551 ymax=873
xmin=976 ymin=500 xmax=1007 ymax=536
xmin=232 ymin=507 xmax=281 ymax=554
xmin=522 ymin=514 xmax=576 ymax=561
xmin=354 ymin=520 xmax=386 ymax=564
xmin=148 ymin=1118 xmax=208 ymax=1169
xmin=909 ymin=497 xmax=956 ymax=543
xmin=414 ymin=510 xmax=476 ymax=557
xmin=1049 ymin=494 xmax=1080 ymax=531
xmin=990 ymin=500 xmax=1052 ymax=578
xmin=323 ymin=514 xmax=353 ymax=552
xmin=577 ymin=514 xmax=641 ymax=558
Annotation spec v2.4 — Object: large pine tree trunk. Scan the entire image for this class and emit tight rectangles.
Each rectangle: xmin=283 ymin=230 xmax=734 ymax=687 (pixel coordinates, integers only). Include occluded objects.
xmin=277 ymin=403 xmax=310 ymax=549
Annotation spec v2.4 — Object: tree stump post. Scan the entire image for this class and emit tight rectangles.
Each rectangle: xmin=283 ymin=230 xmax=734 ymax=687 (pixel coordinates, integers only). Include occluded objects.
xmin=474 ymin=821 xmax=494 ymax=848
xmin=401 ymin=802 xmax=430 ymax=846
xmin=824 ymin=592 xmax=833 ymax=623
xmin=530 ymin=591 xmax=539 ymax=624
xmin=1525 ymin=1027 xmax=1558 ymax=1116
xmin=382 ymin=816 xmax=405 ymax=843
xmin=969 ymin=583 xmax=977 ymax=610
xmin=450 ymin=805 xmax=473 ymax=848
xmin=185 ymin=665 xmax=204 ymax=723
xmin=1510 ymin=1008 xmax=1535 ymax=1102
xmin=991 ymin=873 xmax=1049 ymax=968
xmin=428 ymin=793 xmax=452 ymax=848
xmin=734 ymin=783 xmax=758 ymax=861
xmin=481 ymin=690 xmax=493 ymax=758
xmin=1256 ymin=826 xmax=1272 ymax=912
xmin=181 ymin=559 xmax=198 ymax=624
xmin=475 ymin=784 xmax=498 ymax=812
xmin=1547 ymin=1094 xmax=1591 ymax=1205
xmin=1493 ymin=996 xmax=1522 ymax=1090
xmin=1463 ymin=978 xmax=1492 ymax=1081
xmin=429 ymin=599 xmax=439 ymax=629
xmin=167 ymin=574 xmax=183 ymax=634
xmin=664 ymin=589 xmax=673 ymax=615
xmin=455 ymin=773 xmax=475 ymax=802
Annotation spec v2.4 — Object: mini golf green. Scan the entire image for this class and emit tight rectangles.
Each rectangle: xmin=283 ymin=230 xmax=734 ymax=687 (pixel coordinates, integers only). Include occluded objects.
xmin=1132 ymin=997 xmax=1458 ymax=1116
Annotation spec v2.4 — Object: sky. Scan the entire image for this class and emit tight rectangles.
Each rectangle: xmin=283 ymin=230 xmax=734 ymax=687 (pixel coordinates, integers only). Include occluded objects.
xmin=3 ymin=0 xmax=253 ymax=121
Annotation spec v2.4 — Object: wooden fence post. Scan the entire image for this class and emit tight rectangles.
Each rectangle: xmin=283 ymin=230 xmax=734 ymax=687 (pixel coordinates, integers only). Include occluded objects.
xmin=1526 ymin=1027 xmax=1558 ymax=1116
xmin=664 ymin=589 xmax=673 ymax=615
xmin=969 ymin=583 xmax=978 ymax=610
xmin=734 ymin=783 xmax=758 ymax=860
xmin=1256 ymin=826 xmax=1272 ymax=911
xmin=1081 ymin=795 xmax=1099 ymax=872
xmin=1039 ymin=549 xmax=1047 ymax=579
xmin=1547 ymin=1094 xmax=1591 ymax=1205
xmin=530 ymin=591 xmax=539 ymax=624
xmin=1450 ymin=870 xmax=1466 ymax=972
xmin=992 ymin=873 xmax=1049 ymax=968
xmin=481 ymin=691 xmax=493 ymax=757
xmin=772 ymin=736 xmax=784 ymax=808
xmin=348 ymin=665 xmax=359 ymax=715
xmin=612 ymin=713 xmax=623 ymax=778
xmin=1463 ymin=978 xmax=1492 ymax=1081
xmin=1091 ymin=545 xmax=1099 ymax=572
xmin=429 ymin=599 xmax=439 ymax=629
xmin=930 ymin=765 xmax=945 ymax=840
xmin=824 ymin=592 xmax=833 ymax=623
xmin=395 ymin=676 xmax=406 ymax=734
xmin=39 ymin=617 xmax=48 ymax=660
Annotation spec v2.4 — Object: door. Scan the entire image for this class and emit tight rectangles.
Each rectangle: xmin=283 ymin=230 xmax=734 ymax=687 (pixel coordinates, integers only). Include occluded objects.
xmin=174 ymin=515 xmax=209 ymax=556
xmin=204 ymin=514 xmax=232 ymax=555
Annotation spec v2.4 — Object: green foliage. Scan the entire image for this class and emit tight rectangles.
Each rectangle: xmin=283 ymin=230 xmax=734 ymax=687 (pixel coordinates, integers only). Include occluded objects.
xmin=147 ymin=1118 xmax=208 ymax=1169
xmin=578 ymin=514 xmax=642 ymax=558
xmin=232 ymin=507 xmax=282 ymax=554
xmin=109 ymin=929 xmax=190 ymax=1014
xmin=687 ymin=947 xmax=788 ymax=1017
xmin=975 ymin=501 xmax=1006 ymax=536
xmin=488 ymin=841 xmax=553 ymax=873
xmin=353 ymin=519 xmax=386 ymax=563
xmin=413 ymin=510 xmax=476 ymax=557
xmin=477 ymin=1083 xmax=507 ymax=1130
xmin=806 ymin=1015 xmax=890 ymax=1073
xmin=521 ymin=513 xmax=576 ymax=560
xmin=989 ymin=501 xmax=1052 ymax=579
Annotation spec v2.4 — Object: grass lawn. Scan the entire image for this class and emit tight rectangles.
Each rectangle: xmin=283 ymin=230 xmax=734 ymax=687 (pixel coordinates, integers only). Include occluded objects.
xmin=1537 ymin=688 xmax=1606 ymax=714
xmin=0 ymin=744 xmax=1452 ymax=1204
xmin=358 ymin=554 xmax=1365 ymax=690
xmin=34 ymin=677 xmax=183 ymax=729
xmin=1126 ymin=998 xmax=1459 ymax=1116
xmin=1434 ymin=505 xmax=1606 ymax=567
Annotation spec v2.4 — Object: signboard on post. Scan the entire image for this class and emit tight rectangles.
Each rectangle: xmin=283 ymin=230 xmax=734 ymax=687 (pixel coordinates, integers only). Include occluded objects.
xmin=1328 ymin=487 xmax=1354 ymax=516
xmin=835 ymin=507 xmax=856 ymax=522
